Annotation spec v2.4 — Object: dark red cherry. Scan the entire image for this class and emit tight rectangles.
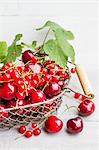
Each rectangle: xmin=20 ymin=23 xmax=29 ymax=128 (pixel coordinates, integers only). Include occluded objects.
xmin=22 ymin=50 xmax=38 ymax=64
xmin=45 ymin=115 xmax=63 ymax=133
xmin=66 ymin=117 xmax=83 ymax=134
xmin=30 ymin=90 xmax=46 ymax=103
xmin=78 ymin=100 xmax=95 ymax=116
xmin=44 ymin=82 xmax=61 ymax=98
xmin=0 ymin=82 xmax=17 ymax=100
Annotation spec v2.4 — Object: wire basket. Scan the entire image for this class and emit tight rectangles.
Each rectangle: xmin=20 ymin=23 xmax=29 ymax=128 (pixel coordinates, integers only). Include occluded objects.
xmin=0 ymin=75 xmax=70 ymax=129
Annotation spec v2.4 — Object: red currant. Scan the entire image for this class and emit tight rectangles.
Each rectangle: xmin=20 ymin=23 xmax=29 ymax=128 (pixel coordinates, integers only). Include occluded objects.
xmin=74 ymin=93 xmax=81 ymax=99
xmin=25 ymin=130 xmax=32 ymax=138
xmin=3 ymin=73 xmax=11 ymax=82
xmin=71 ymin=68 xmax=76 ymax=74
xmin=19 ymin=125 xmax=26 ymax=134
xmin=33 ymin=128 xmax=41 ymax=136
xmin=31 ymin=123 xmax=37 ymax=128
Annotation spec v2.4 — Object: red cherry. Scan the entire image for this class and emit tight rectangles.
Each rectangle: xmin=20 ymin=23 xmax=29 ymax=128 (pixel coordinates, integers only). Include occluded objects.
xmin=71 ymin=68 xmax=76 ymax=74
xmin=22 ymin=50 xmax=37 ymax=64
xmin=25 ymin=130 xmax=32 ymax=138
xmin=45 ymin=115 xmax=63 ymax=133
xmin=19 ymin=125 xmax=26 ymax=134
xmin=44 ymin=82 xmax=61 ymax=98
xmin=74 ymin=93 xmax=81 ymax=99
xmin=0 ymin=82 xmax=17 ymax=100
xmin=31 ymin=90 xmax=46 ymax=103
xmin=32 ymin=122 xmax=38 ymax=128
xmin=33 ymin=128 xmax=41 ymax=136
xmin=78 ymin=100 xmax=95 ymax=116
xmin=66 ymin=117 xmax=83 ymax=134
xmin=0 ymin=104 xmax=9 ymax=122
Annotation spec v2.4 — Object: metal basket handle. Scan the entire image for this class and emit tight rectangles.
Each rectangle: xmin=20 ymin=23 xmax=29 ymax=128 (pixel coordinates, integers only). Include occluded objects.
xmin=75 ymin=64 xmax=95 ymax=99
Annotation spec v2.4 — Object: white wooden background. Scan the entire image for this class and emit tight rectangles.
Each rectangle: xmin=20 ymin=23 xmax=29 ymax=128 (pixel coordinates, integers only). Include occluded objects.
xmin=0 ymin=0 xmax=99 ymax=150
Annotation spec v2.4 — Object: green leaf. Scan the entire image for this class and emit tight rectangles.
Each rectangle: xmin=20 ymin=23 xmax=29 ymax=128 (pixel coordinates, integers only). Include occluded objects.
xmin=43 ymin=39 xmax=68 ymax=68
xmin=37 ymin=21 xmax=75 ymax=63
xmin=14 ymin=34 xmax=23 ymax=42
xmin=32 ymin=41 xmax=37 ymax=48
xmin=0 ymin=41 xmax=8 ymax=61
xmin=4 ymin=34 xmax=23 ymax=63
xmin=36 ymin=21 xmax=74 ymax=40
xmin=55 ymin=29 xmax=75 ymax=63
xmin=21 ymin=41 xmax=37 ymax=50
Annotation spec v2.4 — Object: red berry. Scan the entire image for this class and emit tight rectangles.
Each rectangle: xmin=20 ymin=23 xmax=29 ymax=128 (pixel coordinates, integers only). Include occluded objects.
xmin=43 ymin=74 xmax=51 ymax=82
xmin=37 ymin=78 xmax=45 ymax=89
xmin=44 ymin=82 xmax=61 ymax=98
xmin=0 ymin=74 xmax=3 ymax=82
xmin=66 ymin=117 xmax=83 ymax=134
xmin=44 ymin=60 xmax=55 ymax=67
xmin=32 ymin=123 xmax=38 ymax=128
xmin=47 ymin=64 xmax=55 ymax=70
xmin=16 ymin=92 xmax=26 ymax=100
xmin=11 ymin=70 xmax=20 ymax=81
xmin=3 ymin=73 xmax=11 ymax=82
xmin=74 ymin=93 xmax=81 ymax=99
xmin=78 ymin=100 xmax=95 ymax=116
xmin=30 ymin=80 xmax=38 ymax=88
xmin=0 ymin=104 xmax=9 ymax=122
xmin=25 ymin=130 xmax=32 ymax=138
xmin=33 ymin=128 xmax=41 ymax=136
xmin=52 ymin=75 xmax=60 ymax=83
xmin=0 ymin=82 xmax=17 ymax=100
xmin=45 ymin=116 xmax=63 ymax=133
xmin=81 ymin=95 xmax=86 ymax=101
xmin=31 ymin=90 xmax=46 ymax=103
xmin=57 ymin=70 xmax=68 ymax=79
xmin=58 ymin=80 xmax=64 ymax=88
xmin=41 ymin=68 xmax=48 ymax=75
xmin=19 ymin=125 xmax=26 ymax=134
xmin=71 ymin=68 xmax=76 ymax=74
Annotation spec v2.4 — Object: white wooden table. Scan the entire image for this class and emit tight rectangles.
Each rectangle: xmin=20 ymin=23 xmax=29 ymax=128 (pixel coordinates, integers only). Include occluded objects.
xmin=0 ymin=1 xmax=98 ymax=150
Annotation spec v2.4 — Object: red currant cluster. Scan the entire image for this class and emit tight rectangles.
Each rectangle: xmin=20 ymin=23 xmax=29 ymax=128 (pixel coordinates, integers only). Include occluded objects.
xmin=19 ymin=122 xmax=41 ymax=138
xmin=0 ymin=50 xmax=69 ymax=122
xmin=19 ymin=99 xmax=95 ymax=138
